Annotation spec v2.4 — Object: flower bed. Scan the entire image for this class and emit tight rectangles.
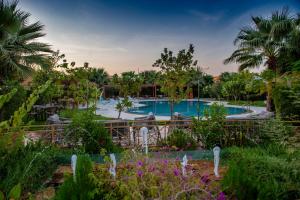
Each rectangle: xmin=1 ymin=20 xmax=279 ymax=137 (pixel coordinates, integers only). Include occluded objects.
xmin=91 ymin=157 xmax=227 ymax=199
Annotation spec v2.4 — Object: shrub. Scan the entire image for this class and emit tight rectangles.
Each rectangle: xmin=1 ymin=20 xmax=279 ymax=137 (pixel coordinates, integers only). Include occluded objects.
xmin=222 ymin=147 xmax=300 ymax=200
xmin=64 ymin=110 xmax=117 ymax=153
xmin=0 ymin=142 xmax=61 ymax=195
xmin=55 ymin=155 xmax=97 ymax=200
xmin=272 ymin=73 xmax=300 ymax=120
xmin=258 ymin=118 xmax=293 ymax=147
xmin=165 ymin=129 xmax=197 ymax=150
xmin=192 ymin=103 xmax=226 ymax=149
xmin=0 ymin=82 xmax=27 ymax=121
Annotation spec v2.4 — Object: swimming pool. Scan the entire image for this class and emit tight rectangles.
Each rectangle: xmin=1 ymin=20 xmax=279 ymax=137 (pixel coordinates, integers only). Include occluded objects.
xmin=127 ymin=100 xmax=247 ymax=117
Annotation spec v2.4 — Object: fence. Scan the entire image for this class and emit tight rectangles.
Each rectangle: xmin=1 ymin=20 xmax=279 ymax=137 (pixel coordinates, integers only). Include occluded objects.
xmin=19 ymin=119 xmax=300 ymax=148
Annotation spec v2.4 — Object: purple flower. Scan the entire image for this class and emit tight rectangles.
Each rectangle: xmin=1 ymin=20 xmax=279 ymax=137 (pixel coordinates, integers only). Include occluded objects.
xmin=216 ymin=192 xmax=226 ymax=200
xmin=163 ymin=159 xmax=168 ymax=165
xmin=201 ymin=174 xmax=209 ymax=184
xmin=137 ymin=170 xmax=143 ymax=177
xmin=137 ymin=160 xmax=143 ymax=167
xmin=173 ymin=168 xmax=180 ymax=176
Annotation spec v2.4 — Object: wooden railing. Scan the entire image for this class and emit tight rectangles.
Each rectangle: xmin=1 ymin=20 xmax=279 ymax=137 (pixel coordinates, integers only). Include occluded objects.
xmin=19 ymin=119 xmax=300 ymax=148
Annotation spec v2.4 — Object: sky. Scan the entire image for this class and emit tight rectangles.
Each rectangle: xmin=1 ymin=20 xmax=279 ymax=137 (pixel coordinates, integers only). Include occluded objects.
xmin=19 ymin=0 xmax=300 ymax=76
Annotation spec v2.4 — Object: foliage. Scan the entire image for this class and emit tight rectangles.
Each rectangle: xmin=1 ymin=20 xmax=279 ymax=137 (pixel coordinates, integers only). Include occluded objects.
xmin=55 ymin=155 xmax=97 ymax=200
xmin=139 ymin=70 xmax=160 ymax=84
xmin=87 ymin=152 xmax=225 ymax=200
xmin=0 ymin=80 xmax=51 ymax=132
xmin=224 ymin=8 xmax=300 ymax=111
xmin=115 ymin=97 xmax=132 ymax=119
xmin=112 ymin=71 xmax=143 ymax=97
xmin=88 ymin=68 xmax=109 ymax=87
xmin=257 ymin=118 xmax=293 ymax=147
xmin=0 ymin=83 xmax=27 ymax=122
xmin=192 ymin=103 xmax=226 ymax=149
xmin=0 ymin=183 xmax=22 ymax=200
xmin=0 ymin=88 xmax=17 ymax=109
xmin=272 ymin=72 xmax=300 ymax=119
xmin=64 ymin=110 xmax=116 ymax=153
xmin=222 ymin=146 xmax=300 ymax=200
xmin=153 ymin=44 xmax=198 ymax=116
xmin=164 ymin=129 xmax=197 ymax=150
xmin=0 ymin=0 xmax=52 ymax=81
xmin=0 ymin=142 xmax=61 ymax=196
xmin=31 ymin=70 xmax=64 ymax=105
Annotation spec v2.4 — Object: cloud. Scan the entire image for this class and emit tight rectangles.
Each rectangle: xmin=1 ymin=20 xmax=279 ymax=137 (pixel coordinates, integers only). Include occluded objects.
xmin=188 ymin=9 xmax=223 ymax=22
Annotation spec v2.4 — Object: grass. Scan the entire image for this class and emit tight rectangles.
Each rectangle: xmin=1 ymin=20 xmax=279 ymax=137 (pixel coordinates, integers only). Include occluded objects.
xmin=59 ymin=108 xmax=112 ymax=120
xmin=227 ymin=100 xmax=265 ymax=107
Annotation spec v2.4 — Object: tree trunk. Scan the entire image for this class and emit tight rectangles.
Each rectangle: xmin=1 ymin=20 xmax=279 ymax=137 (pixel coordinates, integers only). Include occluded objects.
xmin=266 ymin=80 xmax=275 ymax=112
xmin=170 ymin=100 xmax=174 ymax=119
xmin=118 ymin=110 xmax=121 ymax=119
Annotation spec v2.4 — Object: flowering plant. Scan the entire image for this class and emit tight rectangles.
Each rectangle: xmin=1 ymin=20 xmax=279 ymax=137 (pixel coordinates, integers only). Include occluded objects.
xmin=90 ymin=150 xmax=226 ymax=199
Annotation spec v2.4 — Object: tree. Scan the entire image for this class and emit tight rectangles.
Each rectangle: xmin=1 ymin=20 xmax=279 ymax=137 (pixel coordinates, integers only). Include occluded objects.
xmin=153 ymin=44 xmax=198 ymax=117
xmin=115 ymin=97 xmax=132 ymax=119
xmin=0 ymin=0 xmax=52 ymax=81
xmin=112 ymin=71 xmax=143 ymax=97
xmin=88 ymin=68 xmax=109 ymax=87
xmin=139 ymin=70 xmax=159 ymax=85
xmin=224 ymin=8 xmax=299 ymax=111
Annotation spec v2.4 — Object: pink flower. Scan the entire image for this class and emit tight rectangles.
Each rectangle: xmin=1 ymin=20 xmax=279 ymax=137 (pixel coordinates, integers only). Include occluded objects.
xmin=148 ymin=165 xmax=155 ymax=172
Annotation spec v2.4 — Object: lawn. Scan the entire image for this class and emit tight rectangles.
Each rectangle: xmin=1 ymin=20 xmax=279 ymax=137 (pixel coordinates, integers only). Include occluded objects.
xmin=59 ymin=108 xmax=112 ymax=120
xmin=227 ymin=100 xmax=265 ymax=107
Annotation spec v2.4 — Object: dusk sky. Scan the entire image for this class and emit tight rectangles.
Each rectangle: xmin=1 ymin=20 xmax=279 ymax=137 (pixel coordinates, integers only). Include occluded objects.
xmin=20 ymin=0 xmax=300 ymax=75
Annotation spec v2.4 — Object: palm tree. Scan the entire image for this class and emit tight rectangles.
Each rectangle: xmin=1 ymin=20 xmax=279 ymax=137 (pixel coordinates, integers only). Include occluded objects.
xmin=224 ymin=8 xmax=298 ymax=111
xmin=88 ymin=68 xmax=109 ymax=87
xmin=0 ymin=0 xmax=52 ymax=80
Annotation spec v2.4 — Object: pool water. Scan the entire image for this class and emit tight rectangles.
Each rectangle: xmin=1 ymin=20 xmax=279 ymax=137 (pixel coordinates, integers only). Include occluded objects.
xmin=127 ymin=100 xmax=247 ymax=117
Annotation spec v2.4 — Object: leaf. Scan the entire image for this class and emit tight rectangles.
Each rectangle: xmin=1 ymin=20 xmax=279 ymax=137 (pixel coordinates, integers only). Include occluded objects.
xmin=0 ymin=191 xmax=4 ymax=200
xmin=8 ymin=183 xmax=21 ymax=200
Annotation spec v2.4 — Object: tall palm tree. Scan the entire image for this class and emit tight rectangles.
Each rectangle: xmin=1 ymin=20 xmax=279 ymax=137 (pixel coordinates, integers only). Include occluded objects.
xmin=224 ymin=8 xmax=298 ymax=111
xmin=88 ymin=68 xmax=109 ymax=87
xmin=0 ymin=0 xmax=52 ymax=80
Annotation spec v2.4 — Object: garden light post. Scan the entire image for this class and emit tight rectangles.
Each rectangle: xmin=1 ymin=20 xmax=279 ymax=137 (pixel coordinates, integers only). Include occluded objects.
xmin=109 ymin=153 xmax=117 ymax=178
xmin=213 ymin=146 xmax=220 ymax=177
xmin=140 ymin=127 xmax=148 ymax=155
xmin=71 ymin=154 xmax=77 ymax=182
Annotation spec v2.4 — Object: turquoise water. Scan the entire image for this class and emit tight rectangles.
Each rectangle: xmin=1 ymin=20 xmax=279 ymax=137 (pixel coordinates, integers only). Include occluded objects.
xmin=127 ymin=100 xmax=247 ymax=117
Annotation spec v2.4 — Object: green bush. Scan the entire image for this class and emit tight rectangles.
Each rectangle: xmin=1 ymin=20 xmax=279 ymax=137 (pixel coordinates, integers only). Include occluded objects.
xmin=222 ymin=147 xmax=300 ymax=200
xmin=55 ymin=155 xmax=97 ymax=200
xmin=0 ymin=142 xmax=61 ymax=195
xmin=64 ymin=110 xmax=117 ymax=153
xmin=258 ymin=118 xmax=293 ymax=147
xmin=272 ymin=73 xmax=300 ymax=120
xmin=192 ymin=103 xmax=226 ymax=148
xmin=0 ymin=82 xmax=27 ymax=121
xmin=165 ymin=129 xmax=197 ymax=150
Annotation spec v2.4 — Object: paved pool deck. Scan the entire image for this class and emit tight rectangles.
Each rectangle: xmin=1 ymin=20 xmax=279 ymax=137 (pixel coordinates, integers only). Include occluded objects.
xmin=96 ymin=98 xmax=267 ymax=120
